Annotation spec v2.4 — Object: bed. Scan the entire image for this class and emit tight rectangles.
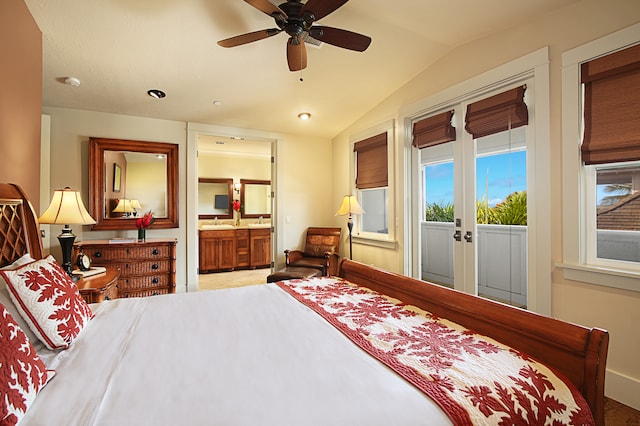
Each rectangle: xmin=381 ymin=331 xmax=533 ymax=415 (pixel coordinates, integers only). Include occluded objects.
xmin=0 ymin=183 xmax=609 ymax=425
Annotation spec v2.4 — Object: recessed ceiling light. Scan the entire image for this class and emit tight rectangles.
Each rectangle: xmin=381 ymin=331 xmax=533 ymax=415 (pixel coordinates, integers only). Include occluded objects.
xmin=64 ymin=77 xmax=81 ymax=87
xmin=297 ymin=112 xmax=311 ymax=120
xmin=213 ymin=100 xmax=222 ymax=106
xmin=147 ymin=89 xmax=166 ymax=99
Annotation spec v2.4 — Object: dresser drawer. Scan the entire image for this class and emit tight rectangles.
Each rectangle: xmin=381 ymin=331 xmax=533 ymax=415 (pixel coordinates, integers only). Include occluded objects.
xmin=84 ymin=245 xmax=171 ymax=262
xmin=109 ymin=259 xmax=171 ymax=276
xmin=117 ymin=274 xmax=170 ymax=291
xmin=119 ymin=287 xmax=172 ymax=298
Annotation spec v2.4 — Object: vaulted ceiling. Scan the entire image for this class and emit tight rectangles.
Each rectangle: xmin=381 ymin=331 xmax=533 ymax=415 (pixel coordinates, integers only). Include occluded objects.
xmin=25 ymin=0 xmax=578 ymax=139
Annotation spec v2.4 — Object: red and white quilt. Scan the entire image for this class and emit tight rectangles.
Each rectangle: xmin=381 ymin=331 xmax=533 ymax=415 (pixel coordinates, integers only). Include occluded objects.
xmin=276 ymin=277 xmax=594 ymax=426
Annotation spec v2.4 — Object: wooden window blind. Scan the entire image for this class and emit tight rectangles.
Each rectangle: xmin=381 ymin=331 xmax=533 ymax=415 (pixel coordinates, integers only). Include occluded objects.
xmin=464 ymin=85 xmax=528 ymax=139
xmin=412 ymin=110 xmax=456 ymax=149
xmin=354 ymin=132 xmax=388 ymax=189
xmin=581 ymin=43 xmax=640 ymax=165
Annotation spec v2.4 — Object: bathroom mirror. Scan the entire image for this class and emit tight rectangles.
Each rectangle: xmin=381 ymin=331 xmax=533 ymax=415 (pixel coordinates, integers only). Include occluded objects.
xmin=198 ymin=178 xmax=233 ymax=219
xmin=89 ymin=137 xmax=179 ymax=230
xmin=240 ymin=179 xmax=271 ymax=218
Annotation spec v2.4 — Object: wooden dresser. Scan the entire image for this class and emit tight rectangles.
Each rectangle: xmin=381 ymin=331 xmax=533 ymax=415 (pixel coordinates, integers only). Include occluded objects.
xmin=74 ymin=239 xmax=177 ymax=298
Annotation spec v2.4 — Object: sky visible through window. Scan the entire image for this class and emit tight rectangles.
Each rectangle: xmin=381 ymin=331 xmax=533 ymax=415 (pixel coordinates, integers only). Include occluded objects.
xmin=425 ymin=151 xmax=526 ymax=207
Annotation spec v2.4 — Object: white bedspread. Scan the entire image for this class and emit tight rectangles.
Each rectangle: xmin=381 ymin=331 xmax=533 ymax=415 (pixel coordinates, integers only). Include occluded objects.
xmin=23 ymin=283 xmax=451 ymax=425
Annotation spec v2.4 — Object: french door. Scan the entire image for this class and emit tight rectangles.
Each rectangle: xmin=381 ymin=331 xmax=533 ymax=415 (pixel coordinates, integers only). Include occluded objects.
xmin=418 ymin=82 xmax=530 ymax=308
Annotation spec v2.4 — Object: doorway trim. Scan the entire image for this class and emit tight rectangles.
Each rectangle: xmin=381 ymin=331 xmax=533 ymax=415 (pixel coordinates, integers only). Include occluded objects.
xmin=186 ymin=122 xmax=279 ymax=292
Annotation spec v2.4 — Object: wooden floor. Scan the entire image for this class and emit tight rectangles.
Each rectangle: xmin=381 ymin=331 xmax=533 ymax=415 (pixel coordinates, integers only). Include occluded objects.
xmin=198 ymin=268 xmax=270 ymax=291
xmin=199 ymin=270 xmax=639 ymax=424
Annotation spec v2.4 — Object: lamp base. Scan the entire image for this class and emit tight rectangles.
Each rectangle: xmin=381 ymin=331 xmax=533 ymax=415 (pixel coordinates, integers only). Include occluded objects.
xmin=57 ymin=225 xmax=76 ymax=276
xmin=347 ymin=216 xmax=354 ymax=260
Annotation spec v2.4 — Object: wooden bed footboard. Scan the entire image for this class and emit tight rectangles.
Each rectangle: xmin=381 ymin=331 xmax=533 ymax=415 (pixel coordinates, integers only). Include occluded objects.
xmin=337 ymin=258 xmax=609 ymax=425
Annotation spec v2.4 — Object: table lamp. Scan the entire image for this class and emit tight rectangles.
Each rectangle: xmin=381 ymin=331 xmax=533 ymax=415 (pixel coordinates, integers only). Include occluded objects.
xmin=39 ymin=187 xmax=96 ymax=275
xmin=335 ymin=195 xmax=364 ymax=260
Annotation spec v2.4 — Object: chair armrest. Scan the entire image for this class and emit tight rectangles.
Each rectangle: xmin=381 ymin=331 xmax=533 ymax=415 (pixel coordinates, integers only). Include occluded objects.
xmin=285 ymin=249 xmax=305 ymax=266
xmin=324 ymin=252 xmax=341 ymax=276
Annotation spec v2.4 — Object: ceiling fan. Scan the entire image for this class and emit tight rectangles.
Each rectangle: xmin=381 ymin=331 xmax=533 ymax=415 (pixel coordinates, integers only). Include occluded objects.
xmin=218 ymin=0 xmax=371 ymax=71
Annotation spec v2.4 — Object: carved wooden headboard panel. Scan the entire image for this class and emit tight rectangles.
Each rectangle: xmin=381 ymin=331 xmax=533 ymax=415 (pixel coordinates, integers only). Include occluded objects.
xmin=0 ymin=183 xmax=44 ymax=267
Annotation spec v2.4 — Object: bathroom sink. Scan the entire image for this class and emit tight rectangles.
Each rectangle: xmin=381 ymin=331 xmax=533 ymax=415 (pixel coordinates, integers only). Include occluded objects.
xmin=248 ymin=223 xmax=271 ymax=228
xmin=200 ymin=224 xmax=234 ymax=230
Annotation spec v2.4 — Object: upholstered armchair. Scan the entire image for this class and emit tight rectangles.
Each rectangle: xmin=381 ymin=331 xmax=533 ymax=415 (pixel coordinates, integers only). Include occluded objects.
xmin=284 ymin=227 xmax=342 ymax=276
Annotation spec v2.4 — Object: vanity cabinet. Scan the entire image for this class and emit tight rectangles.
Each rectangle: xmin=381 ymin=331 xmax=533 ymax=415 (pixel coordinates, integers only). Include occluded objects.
xmin=74 ymin=239 xmax=177 ymax=298
xmin=199 ymin=230 xmax=236 ymax=273
xmin=198 ymin=227 xmax=271 ymax=272
xmin=235 ymin=229 xmax=250 ymax=268
xmin=250 ymin=228 xmax=271 ymax=268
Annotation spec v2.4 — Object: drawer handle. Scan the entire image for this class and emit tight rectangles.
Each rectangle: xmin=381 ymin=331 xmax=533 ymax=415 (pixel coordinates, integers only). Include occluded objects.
xmin=94 ymin=252 xmax=102 ymax=258
xmin=104 ymin=296 xmax=111 ymax=301
xmin=152 ymin=249 xmax=159 ymax=255
xmin=152 ymin=277 xmax=159 ymax=284
xmin=152 ymin=264 xmax=159 ymax=270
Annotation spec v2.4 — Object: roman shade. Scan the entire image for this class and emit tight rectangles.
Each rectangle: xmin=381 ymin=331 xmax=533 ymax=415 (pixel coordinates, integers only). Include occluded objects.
xmin=581 ymin=43 xmax=640 ymax=165
xmin=412 ymin=110 xmax=456 ymax=149
xmin=354 ymin=132 xmax=387 ymax=189
xmin=464 ymin=86 xmax=528 ymax=139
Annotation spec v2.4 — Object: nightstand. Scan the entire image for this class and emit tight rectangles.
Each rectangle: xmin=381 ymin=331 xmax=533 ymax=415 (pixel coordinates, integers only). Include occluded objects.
xmin=76 ymin=267 xmax=120 ymax=304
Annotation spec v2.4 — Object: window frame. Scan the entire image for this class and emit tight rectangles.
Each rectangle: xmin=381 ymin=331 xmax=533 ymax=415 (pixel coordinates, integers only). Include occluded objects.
xmin=560 ymin=23 xmax=640 ymax=292
xmin=350 ymin=120 xmax=396 ymax=248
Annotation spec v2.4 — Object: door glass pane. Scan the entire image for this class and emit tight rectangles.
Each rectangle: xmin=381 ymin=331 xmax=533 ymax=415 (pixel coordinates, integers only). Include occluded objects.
xmin=595 ymin=163 xmax=640 ymax=263
xmin=421 ymin=142 xmax=455 ymax=287
xmin=475 ymin=128 xmax=527 ymax=308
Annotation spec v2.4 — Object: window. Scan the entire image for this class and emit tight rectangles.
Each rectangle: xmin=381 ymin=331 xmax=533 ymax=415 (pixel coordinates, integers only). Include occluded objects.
xmin=350 ymin=121 xmax=395 ymax=245
xmin=561 ymin=23 xmax=640 ymax=291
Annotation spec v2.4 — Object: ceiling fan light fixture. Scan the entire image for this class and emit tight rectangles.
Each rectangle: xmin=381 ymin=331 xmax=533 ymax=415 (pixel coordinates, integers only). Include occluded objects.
xmin=147 ymin=89 xmax=166 ymax=99
xmin=298 ymin=112 xmax=311 ymax=120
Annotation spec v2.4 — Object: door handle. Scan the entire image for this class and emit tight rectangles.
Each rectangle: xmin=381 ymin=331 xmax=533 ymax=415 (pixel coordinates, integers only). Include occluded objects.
xmin=464 ymin=231 xmax=473 ymax=243
xmin=453 ymin=230 xmax=462 ymax=242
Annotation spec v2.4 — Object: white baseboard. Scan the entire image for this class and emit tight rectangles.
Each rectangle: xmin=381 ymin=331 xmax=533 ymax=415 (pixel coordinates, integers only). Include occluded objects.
xmin=606 ymin=369 xmax=640 ymax=411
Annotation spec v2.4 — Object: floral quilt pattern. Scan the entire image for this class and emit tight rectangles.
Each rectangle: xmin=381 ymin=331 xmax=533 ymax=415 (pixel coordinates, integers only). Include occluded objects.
xmin=1 ymin=255 xmax=94 ymax=350
xmin=276 ymin=277 xmax=593 ymax=426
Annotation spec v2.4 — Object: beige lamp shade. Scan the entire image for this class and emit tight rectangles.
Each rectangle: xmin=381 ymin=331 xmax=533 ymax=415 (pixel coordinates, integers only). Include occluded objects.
xmin=39 ymin=187 xmax=96 ymax=225
xmin=112 ymin=198 xmax=135 ymax=213
xmin=131 ymin=199 xmax=142 ymax=210
xmin=335 ymin=195 xmax=364 ymax=216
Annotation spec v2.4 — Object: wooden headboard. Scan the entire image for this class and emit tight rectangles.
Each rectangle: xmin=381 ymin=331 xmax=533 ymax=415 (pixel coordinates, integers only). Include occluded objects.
xmin=0 ymin=183 xmax=44 ymax=267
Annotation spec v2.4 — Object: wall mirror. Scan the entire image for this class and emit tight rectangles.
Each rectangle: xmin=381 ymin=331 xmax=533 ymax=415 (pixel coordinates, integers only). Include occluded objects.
xmin=240 ymin=179 xmax=271 ymax=218
xmin=198 ymin=178 xmax=232 ymax=219
xmin=89 ymin=137 xmax=179 ymax=230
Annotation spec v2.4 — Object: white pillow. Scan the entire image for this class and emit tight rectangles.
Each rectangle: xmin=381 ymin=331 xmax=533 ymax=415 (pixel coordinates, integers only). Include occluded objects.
xmin=0 ymin=255 xmax=94 ymax=350
xmin=0 ymin=254 xmax=40 ymax=345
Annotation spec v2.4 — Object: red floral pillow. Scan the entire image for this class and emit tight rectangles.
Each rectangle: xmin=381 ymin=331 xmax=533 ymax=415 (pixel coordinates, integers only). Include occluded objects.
xmin=0 ymin=255 xmax=94 ymax=350
xmin=0 ymin=303 xmax=54 ymax=425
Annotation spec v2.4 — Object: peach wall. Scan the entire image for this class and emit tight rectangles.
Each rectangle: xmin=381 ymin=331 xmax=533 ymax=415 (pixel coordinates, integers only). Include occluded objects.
xmin=0 ymin=0 xmax=42 ymax=209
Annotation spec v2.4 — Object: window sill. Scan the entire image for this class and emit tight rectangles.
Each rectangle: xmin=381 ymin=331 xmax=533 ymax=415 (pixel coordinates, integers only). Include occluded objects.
xmin=352 ymin=235 xmax=397 ymax=250
xmin=556 ymin=262 xmax=640 ymax=293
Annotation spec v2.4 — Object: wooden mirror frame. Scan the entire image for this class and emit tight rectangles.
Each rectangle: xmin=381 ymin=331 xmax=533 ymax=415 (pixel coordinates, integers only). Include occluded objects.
xmin=198 ymin=178 xmax=233 ymax=220
xmin=240 ymin=179 xmax=271 ymax=219
xmin=89 ymin=137 xmax=179 ymax=230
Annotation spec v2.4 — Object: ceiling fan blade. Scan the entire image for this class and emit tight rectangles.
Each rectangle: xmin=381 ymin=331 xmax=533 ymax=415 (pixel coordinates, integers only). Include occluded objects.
xmin=244 ymin=0 xmax=288 ymax=19
xmin=311 ymin=26 xmax=371 ymax=52
xmin=218 ymin=28 xmax=281 ymax=48
xmin=287 ymin=38 xmax=307 ymax=71
xmin=301 ymin=0 xmax=348 ymax=21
